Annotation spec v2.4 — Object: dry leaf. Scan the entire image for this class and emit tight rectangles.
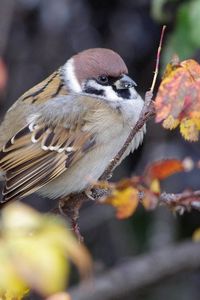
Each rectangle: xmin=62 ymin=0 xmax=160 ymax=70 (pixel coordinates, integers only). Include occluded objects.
xmin=144 ymin=159 xmax=184 ymax=182
xmin=155 ymin=57 xmax=200 ymax=141
xmin=103 ymin=187 xmax=139 ymax=219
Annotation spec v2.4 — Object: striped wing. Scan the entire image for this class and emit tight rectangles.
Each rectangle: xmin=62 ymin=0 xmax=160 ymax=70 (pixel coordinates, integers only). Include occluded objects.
xmin=0 ymin=121 xmax=96 ymax=203
xmin=19 ymin=69 xmax=67 ymax=104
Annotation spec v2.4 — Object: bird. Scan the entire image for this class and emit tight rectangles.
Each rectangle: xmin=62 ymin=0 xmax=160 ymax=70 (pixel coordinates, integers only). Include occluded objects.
xmin=0 ymin=48 xmax=145 ymax=206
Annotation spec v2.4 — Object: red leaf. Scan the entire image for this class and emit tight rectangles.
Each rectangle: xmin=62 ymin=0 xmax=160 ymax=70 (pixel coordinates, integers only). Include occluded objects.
xmin=144 ymin=159 xmax=184 ymax=181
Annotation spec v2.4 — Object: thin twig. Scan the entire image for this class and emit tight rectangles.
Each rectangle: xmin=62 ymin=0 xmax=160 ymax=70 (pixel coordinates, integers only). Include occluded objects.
xmin=150 ymin=25 xmax=166 ymax=92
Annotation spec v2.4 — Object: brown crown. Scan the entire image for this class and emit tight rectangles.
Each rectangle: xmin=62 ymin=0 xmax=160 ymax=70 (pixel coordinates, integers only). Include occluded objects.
xmin=72 ymin=48 xmax=128 ymax=84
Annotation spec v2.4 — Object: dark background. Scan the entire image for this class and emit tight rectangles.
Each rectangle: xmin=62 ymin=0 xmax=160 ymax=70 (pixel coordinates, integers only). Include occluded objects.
xmin=0 ymin=0 xmax=200 ymax=299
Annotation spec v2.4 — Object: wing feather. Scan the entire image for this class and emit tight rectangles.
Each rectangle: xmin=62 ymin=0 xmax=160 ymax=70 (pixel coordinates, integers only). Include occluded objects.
xmin=0 ymin=120 xmax=96 ymax=203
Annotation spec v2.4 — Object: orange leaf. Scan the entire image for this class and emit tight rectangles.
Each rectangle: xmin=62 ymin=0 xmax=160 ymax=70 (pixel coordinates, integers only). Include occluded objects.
xmin=103 ymin=187 xmax=139 ymax=219
xmin=144 ymin=159 xmax=184 ymax=181
xmin=155 ymin=58 xmax=200 ymax=125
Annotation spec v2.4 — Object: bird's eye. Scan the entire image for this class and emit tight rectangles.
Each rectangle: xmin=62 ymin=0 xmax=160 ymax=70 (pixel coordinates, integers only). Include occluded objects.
xmin=97 ymin=75 xmax=109 ymax=85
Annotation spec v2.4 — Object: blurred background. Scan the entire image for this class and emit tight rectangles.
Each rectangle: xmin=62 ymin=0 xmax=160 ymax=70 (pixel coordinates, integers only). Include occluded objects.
xmin=0 ymin=0 xmax=200 ymax=299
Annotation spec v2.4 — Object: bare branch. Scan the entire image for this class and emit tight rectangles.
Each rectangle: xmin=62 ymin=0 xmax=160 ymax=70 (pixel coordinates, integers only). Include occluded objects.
xmin=159 ymin=190 xmax=200 ymax=212
xmin=69 ymin=240 xmax=200 ymax=300
xmin=150 ymin=25 xmax=166 ymax=93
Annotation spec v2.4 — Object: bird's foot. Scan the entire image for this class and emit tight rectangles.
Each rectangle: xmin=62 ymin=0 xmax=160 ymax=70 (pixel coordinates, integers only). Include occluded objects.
xmin=58 ymin=195 xmax=84 ymax=243
xmin=84 ymin=188 xmax=95 ymax=201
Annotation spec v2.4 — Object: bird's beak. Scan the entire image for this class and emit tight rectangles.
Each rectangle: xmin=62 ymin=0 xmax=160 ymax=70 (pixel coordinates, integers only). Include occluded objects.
xmin=115 ymin=74 xmax=137 ymax=90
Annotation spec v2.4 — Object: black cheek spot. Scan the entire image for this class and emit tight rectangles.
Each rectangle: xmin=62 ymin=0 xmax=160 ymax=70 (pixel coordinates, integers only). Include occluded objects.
xmin=84 ymin=87 xmax=105 ymax=97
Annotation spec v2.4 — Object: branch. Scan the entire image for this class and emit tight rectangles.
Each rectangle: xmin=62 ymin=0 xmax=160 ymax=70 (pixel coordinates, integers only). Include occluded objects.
xmin=69 ymin=240 xmax=200 ymax=300
xmin=159 ymin=190 xmax=200 ymax=212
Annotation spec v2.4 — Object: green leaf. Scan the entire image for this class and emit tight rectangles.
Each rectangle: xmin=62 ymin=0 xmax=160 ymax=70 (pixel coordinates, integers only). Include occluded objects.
xmin=188 ymin=0 xmax=200 ymax=47
xmin=162 ymin=2 xmax=198 ymax=67
xmin=151 ymin=0 xmax=169 ymax=22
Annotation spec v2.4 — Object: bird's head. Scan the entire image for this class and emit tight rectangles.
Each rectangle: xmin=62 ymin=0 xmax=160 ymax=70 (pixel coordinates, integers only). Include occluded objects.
xmin=63 ymin=48 xmax=138 ymax=102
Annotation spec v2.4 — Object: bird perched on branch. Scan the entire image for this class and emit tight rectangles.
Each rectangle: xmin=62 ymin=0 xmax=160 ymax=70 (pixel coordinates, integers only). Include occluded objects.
xmin=0 ymin=48 xmax=145 ymax=206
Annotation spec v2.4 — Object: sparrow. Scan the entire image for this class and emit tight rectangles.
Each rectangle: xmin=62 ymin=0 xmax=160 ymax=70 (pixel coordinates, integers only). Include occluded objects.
xmin=0 ymin=48 xmax=145 ymax=205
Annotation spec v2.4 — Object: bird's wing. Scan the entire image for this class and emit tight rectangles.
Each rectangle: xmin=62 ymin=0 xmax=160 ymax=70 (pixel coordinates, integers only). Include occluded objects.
xmin=18 ymin=69 xmax=67 ymax=105
xmin=0 ymin=99 xmax=97 ymax=203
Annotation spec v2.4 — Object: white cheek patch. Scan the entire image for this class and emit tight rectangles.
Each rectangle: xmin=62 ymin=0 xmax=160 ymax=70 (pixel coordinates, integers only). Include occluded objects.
xmin=103 ymin=85 xmax=124 ymax=101
xmin=62 ymin=58 xmax=82 ymax=93
xmin=86 ymin=80 xmax=124 ymax=102
xmin=84 ymin=79 xmax=101 ymax=90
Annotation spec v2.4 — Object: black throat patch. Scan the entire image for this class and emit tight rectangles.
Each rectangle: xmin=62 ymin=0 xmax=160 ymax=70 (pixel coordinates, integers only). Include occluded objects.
xmin=112 ymin=86 xmax=131 ymax=99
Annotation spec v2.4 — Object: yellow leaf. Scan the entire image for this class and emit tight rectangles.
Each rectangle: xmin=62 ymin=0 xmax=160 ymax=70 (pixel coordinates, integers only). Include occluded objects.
xmin=104 ymin=187 xmax=139 ymax=219
xmin=180 ymin=118 xmax=199 ymax=141
xmin=41 ymin=221 xmax=92 ymax=279
xmin=193 ymin=117 xmax=200 ymax=130
xmin=0 ymin=242 xmax=28 ymax=300
xmin=162 ymin=115 xmax=180 ymax=130
xmin=0 ymin=203 xmax=92 ymax=298
xmin=1 ymin=203 xmax=42 ymax=236
xmin=192 ymin=228 xmax=200 ymax=242
xmin=150 ymin=179 xmax=161 ymax=194
xmin=8 ymin=237 xmax=69 ymax=296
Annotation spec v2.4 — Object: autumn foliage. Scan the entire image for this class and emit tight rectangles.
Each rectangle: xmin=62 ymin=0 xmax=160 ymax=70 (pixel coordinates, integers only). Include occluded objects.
xmin=155 ymin=56 xmax=200 ymax=141
xmin=1 ymin=23 xmax=200 ymax=300
xmin=100 ymin=158 xmax=195 ymax=219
